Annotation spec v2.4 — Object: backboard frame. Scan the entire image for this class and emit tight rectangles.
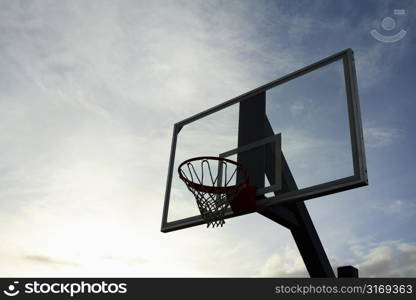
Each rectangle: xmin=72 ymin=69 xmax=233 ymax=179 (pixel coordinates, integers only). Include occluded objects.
xmin=161 ymin=48 xmax=367 ymax=233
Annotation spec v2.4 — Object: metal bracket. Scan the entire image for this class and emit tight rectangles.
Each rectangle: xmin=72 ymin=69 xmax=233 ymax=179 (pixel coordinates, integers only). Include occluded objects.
xmin=219 ymin=133 xmax=282 ymax=195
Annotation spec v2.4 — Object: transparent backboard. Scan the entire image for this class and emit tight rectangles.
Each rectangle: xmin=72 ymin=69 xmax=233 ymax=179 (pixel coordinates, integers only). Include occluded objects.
xmin=162 ymin=49 xmax=367 ymax=232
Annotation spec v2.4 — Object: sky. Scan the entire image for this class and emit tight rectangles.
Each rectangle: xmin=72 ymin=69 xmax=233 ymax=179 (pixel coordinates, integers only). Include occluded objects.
xmin=1 ymin=0 xmax=416 ymax=277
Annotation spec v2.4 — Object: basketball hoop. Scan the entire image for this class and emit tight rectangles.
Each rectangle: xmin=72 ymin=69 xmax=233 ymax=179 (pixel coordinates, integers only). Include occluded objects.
xmin=178 ymin=156 xmax=251 ymax=227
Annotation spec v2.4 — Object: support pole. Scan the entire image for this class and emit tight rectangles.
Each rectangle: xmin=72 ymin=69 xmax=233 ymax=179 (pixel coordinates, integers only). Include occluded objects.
xmin=261 ymin=118 xmax=335 ymax=278
xmin=238 ymin=94 xmax=335 ymax=278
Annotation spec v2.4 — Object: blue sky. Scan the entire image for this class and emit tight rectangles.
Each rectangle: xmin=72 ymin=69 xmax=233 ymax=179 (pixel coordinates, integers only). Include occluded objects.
xmin=1 ymin=0 xmax=415 ymax=276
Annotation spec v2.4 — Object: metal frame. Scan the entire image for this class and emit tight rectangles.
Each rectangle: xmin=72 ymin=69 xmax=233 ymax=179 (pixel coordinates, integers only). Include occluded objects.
xmin=161 ymin=48 xmax=367 ymax=233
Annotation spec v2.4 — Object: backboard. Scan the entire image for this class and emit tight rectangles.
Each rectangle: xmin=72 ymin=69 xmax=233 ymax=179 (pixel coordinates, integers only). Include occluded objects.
xmin=161 ymin=49 xmax=367 ymax=232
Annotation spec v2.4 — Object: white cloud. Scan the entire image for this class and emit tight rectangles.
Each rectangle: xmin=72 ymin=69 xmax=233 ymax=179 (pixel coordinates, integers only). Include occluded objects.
xmin=357 ymin=242 xmax=416 ymax=277
xmin=258 ymin=241 xmax=416 ymax=278
xmin=337 ymin=238 xmax=416 ymax=277
xmin=259 ymin=247 xmax=308 ymax=277
xmin=355 ymin=45 xmax=387 ymax=88
xmin=370 ymin=199 xmax=416 ymax=215
xmin=364 ymin=126 xmax=399 ymax=148
xmin=289 ymin=103 xmax=305 ymax=116
xmin=387 ymin=200 xmax=404 ymax=213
